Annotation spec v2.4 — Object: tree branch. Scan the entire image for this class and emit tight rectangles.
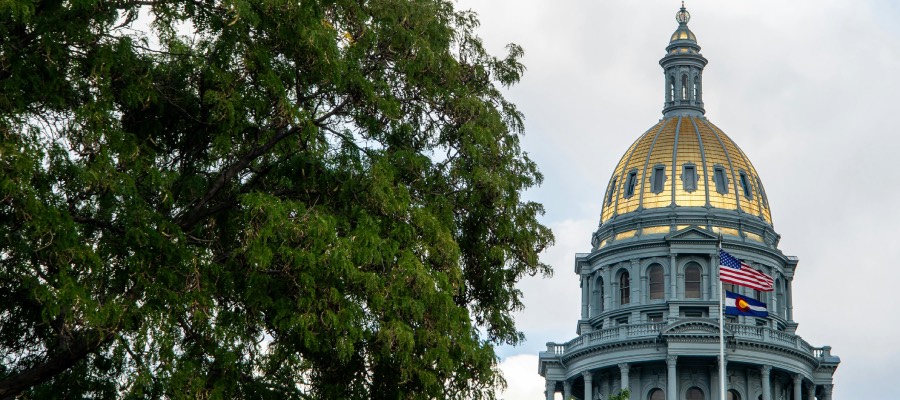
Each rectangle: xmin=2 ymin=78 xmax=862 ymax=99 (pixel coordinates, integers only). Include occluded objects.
xmin=0 ymin=330 xmax=116 ymax=398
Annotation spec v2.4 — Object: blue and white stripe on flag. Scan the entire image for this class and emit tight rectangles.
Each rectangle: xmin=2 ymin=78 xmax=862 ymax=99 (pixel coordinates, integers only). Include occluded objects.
xmin=724 ymin=291 xmax=768 ymax=317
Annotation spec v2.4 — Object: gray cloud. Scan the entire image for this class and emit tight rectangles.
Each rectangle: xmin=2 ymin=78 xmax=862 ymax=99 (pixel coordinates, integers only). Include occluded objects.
xmin=456 ymin=1 xmax=898 ymax=397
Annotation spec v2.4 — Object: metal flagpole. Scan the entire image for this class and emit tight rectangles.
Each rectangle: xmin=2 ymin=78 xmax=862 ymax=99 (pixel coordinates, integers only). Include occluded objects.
xmin=718 ymin=234 xmax=725 ymax=400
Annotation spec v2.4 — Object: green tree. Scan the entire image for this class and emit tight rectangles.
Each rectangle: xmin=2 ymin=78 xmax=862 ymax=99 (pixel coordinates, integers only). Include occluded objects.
xmin=0 ymin=0 xmax=552 ymax=398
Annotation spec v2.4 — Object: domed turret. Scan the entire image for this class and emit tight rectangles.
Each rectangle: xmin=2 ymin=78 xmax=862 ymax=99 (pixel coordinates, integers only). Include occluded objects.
xmin=595 ymin=3 xmax=776 ymax=250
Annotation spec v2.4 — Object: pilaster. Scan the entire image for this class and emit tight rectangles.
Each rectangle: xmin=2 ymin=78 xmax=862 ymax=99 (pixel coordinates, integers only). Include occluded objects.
xmin=669 ymin=253 xmax=678 ymax=300
xmin=581 ymin=275 xmax=589 ymax=319
xmin=786 ymin=277 xmax=794 ymax=322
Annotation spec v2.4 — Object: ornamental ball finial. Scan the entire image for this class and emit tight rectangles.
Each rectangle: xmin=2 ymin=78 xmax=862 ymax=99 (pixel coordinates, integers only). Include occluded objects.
xmin=676 ymin=2 xmax=691 ymax=24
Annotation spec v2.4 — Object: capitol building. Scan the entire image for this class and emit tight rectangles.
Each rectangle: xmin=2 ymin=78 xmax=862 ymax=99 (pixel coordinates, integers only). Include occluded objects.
xmin=538 ymin=6 xmax=839 ymax=400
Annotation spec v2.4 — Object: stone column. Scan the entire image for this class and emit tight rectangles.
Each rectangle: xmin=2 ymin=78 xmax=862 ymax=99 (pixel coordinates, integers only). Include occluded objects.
xmin=786 ymin=277 xmax=794 ymax=322
xmin=710 ymin=253 xmax=719 ymax=300
xmin=563 ymin=380 xmax=573 ymax=400
xmin=670 ymin=253 xmax=678 ymax=300
xmin=619 ymin=363 xmax=630 ymax=391
xmin=583 ymin=371 xmax=593 ymax=400
xmin=823 ymin=384 xmax=833 ymax=400
xmin=582 ymin=275 xmax=590 ymax=319
xmin=761 ymin=365 xmax=772 ymax=400
xmin=666 ymin=355 xmax=678 ymax=400
xmin=793 ymin=374 xmax=803 ymax=400
xmin=807 ymin=383 xmax=817 ymax=400
xmin=545 ymin=380 xmax=556 ymax=400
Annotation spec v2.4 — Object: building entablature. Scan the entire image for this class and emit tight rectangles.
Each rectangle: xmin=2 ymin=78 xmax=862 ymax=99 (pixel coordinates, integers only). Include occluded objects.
xmin=579 ymin=231 xmax=793 ymax=278
xmin=539 ymin=321 xmax=833 ymax=382
xmin=593 ymin=208 xmax=781 ymax=251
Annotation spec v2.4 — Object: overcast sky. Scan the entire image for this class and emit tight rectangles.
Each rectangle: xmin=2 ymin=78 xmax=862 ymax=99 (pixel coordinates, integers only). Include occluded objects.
xmin=451 ymin=1 xmax=900 ymax=398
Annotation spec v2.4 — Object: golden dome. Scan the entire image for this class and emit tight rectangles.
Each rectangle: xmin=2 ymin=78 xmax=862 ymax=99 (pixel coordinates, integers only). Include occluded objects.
xmin=600 ymin=116 xmax=772 ymax=225
xmin=670 ymin=27 xmax=696 ymax=43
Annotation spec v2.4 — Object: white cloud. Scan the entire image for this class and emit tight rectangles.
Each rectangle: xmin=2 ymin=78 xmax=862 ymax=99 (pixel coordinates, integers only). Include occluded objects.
xmin=496 ymin=354 xmax=548 ymax=400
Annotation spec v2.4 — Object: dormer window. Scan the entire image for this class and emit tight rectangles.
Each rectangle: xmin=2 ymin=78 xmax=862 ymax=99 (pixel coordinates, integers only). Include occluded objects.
xmin=713 ymin=166 xmax=728 ymax=194
xmin=606 ymin=177 xmax=618 ymax=206
xmin=651 ymin=165 xmax=666 ymax=194
xmin=682 ymin=164 xmax=698 ymax=191
xmin=739 ymin=171 xmax=753 ymax=199
xmin=624 ymin=170 xmax=638 ymax=198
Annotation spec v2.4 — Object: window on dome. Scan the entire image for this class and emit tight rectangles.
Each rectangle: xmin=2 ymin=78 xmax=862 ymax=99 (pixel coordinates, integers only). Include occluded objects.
xmin=687 ymin=387 xmax=704 ymax=400
xmin=682 ymin=164 xmax=698 ymax=192
xmin=606 ymin=177 xmax=618 ymax=206
xmin=649 ymin=388 xmax=665 ymax=400
xmin=727 ymin=389 xmax=741 ymax=400
xmin=625 ymin=170 xmax=638 ymax=198
xmin=739 ymin=171 xmax=753 ymax=199
xmin=685 ymin=264 xmax=701 ymax=299
xmin=648 ymin=264 xmax=664 ymax=300
xmin=647 ymin=313 xmax=663 ymax=323
xmin=682 ymin=74 xmax=688 ymax=99
xmin=651 ymin=165 xmax=666 ymax=194
xmin=756 ymin=177 xmax=769 ymax=208
xmin=620 ymin=271 xmax=631 ymax=305
xmin=713 ymin=166 xmax=728 ymax=194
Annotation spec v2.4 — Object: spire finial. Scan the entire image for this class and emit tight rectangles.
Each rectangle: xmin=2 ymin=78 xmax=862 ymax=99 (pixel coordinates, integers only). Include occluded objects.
xmin=676 ymin=2 xmax=691 ymax=24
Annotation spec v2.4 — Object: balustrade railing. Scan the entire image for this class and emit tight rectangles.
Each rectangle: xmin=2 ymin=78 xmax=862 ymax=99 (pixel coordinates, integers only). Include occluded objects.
xmin=541 ymin=321 xmax=832 ymax=361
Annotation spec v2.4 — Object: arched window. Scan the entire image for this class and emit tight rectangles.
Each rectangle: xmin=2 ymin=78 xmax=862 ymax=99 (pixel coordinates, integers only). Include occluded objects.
xmin=620 ymin=271 xmax=631 ymax=305
xmin=649 ymin=388 xmax=665 ymax=400
xmin=687 ymin=387 xmax=704 ymax=400
xmin=685 ymin=264 xmax=701 ymax=299
xmin=682 ymin=74 xmax=688 ymax=99
xmin=593 ymin=276 xmax=604 ymax=315
xmin=669 ymin=76 xmax=675 ymax=102
xmin=692 ymin=76 xmax=698 ymax=99
xmin=648 ymin=265 xmax=664 ymax=300
xmin=727 ymin=389 xmax=741 ymax=400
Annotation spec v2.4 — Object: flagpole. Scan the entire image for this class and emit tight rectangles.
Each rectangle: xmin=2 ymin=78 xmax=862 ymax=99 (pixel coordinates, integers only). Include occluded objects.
xmin=718 ymin=234 xmax=726 ymax=400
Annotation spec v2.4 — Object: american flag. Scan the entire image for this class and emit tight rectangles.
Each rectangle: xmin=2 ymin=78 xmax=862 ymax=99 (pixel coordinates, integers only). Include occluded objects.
xmin=719 ymin=249 xmax=774 ymax=292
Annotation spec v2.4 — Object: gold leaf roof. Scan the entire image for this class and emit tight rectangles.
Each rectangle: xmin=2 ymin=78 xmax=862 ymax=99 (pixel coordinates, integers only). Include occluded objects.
xmin=600 ymin=116 xmax=772 ymax=225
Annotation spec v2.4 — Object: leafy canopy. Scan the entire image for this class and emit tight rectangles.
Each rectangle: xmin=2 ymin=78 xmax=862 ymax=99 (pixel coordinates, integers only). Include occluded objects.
xmin=0 ymin=0 xmax=553 ymax=398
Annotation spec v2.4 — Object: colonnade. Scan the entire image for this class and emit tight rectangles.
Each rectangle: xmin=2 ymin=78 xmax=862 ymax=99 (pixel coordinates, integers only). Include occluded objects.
xmin=543 ymin=360 xmax=832 ymax=400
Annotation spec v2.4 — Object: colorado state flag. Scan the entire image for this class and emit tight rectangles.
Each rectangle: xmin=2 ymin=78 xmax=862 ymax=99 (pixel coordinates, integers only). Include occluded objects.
xmin=724 ymin=291 xmax=768 ymax=317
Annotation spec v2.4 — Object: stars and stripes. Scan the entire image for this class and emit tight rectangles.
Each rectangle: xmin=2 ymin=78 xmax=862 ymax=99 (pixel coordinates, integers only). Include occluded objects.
xmin=718 ymin=249 xmax=774 ymax=292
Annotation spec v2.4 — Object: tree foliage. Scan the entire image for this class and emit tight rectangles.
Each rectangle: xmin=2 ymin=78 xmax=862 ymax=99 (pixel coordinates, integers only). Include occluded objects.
xmin=0 ymin=0 xmax=553 ymax=398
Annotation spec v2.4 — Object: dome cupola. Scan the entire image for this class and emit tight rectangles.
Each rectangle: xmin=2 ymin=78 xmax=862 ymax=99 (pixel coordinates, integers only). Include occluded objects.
xmin=661 ymin=2 xmax=707 ymax=117
xmin=596 ymin=4 xmax=776 ymax=249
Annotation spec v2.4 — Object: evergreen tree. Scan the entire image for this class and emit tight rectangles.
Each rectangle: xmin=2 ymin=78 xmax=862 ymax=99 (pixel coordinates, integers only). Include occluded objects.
xmin=0 ymin=0 xmax=553 ymax=398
